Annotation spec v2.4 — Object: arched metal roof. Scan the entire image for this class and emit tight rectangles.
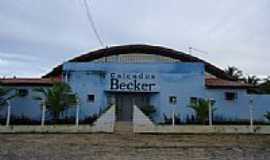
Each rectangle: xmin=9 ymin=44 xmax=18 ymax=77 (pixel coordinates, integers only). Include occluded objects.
xmin=44 ymin=44 xmax=235 ymax=81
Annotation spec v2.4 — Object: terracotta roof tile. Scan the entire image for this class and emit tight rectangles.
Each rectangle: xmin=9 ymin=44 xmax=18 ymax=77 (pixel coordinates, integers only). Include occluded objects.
xmin=206 ymin=78 xmax=252 ymax=89
xmin=0 ymin=78 xmax=55 ymax=86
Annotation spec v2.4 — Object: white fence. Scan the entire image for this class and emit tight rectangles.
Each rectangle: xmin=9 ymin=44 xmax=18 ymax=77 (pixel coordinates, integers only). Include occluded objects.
xmin=0 ymin=105 xmax=115 ymax=133
xmin=133 ymin=105 xmax=270 ymax=134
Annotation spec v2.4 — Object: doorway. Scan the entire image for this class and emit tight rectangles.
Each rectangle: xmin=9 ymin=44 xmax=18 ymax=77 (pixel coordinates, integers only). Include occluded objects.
xmin=113 ymin=93 xmax=150 ymax=122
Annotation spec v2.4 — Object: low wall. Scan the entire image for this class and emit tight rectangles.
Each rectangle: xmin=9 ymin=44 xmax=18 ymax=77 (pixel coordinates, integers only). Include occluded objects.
xmin=133 ymin=105 xmax=270 ymax=134
xmin=134 ymin=124 xmax=270 ymax=134
xmin=0 ymin=125 xmax=100 ymax=133
xmin=0 ymin=105 xmax=116 ymax=133
xmin=93 ymin=105 xmax=115 ymax=133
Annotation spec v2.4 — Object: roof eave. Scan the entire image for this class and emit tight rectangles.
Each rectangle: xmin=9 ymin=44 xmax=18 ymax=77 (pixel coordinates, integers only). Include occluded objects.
xmin=206 ymin=85 xmax=253 ymax=89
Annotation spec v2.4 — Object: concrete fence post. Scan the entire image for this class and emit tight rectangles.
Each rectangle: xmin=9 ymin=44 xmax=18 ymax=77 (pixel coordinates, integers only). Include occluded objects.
xmin=6 ymin=100 xmax=11 ymax=127
xmin=64 ymin=71 xmax=68 ymax=82
xmin=208 ymin=98 xmax=213 ymax=127
xmin=172 ymin=106 xmax=175 ymax=127
xmin=75 ymin=99 xmax=80 ymax=127
xmin=41 ymin=101 xmax=46 ymax=127
xmin=249 ymin=98 xmax=254 ymax=133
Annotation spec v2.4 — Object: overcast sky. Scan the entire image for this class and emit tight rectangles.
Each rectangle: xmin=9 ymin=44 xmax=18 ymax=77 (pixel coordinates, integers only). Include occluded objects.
xmin=0 ymin=0 xmax=269 ymax=78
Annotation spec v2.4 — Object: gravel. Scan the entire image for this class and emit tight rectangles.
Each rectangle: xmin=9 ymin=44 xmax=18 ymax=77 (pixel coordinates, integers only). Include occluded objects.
xmin=0 ymin=133 xmax=270 ymax=160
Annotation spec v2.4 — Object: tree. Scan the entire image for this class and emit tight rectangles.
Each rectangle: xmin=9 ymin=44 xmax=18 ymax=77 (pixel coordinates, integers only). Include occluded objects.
xmin=225 ymin=66 xmax=244 ymax=80
xmin=244 ymin=75 xmax=261 ymax=86
xmin=263 ymin=76 xmax=270 ymax=83
xmin=258 ymin=77 xmax=270 ymax=94
xmin=33 ymin=82 xmax=78 ymax=122
xmin=188 ymin=99 xmax=216 ymax=124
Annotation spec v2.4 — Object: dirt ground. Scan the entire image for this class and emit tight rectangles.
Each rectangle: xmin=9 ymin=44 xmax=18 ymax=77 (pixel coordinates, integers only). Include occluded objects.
xmin=0 ymin=133 xmax=270 ymax=160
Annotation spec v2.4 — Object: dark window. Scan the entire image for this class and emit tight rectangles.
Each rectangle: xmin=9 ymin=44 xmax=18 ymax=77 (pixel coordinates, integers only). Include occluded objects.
xmin=225 ymin=92 xmax=237 ymax=101
xmin=190 ymin=97 xmax=198 ymax=104
xmin=17 ymin=89 xmax=28 ymax=97
xmin=169 ymin=96 xmax=177 ymax=105
xmin=210 ymin=99 xmax=216 ymax=106
xmin=88 ymin=95 xmax=95 ymax=102
xmin=190 ymin=97 xmax=216 ymax=106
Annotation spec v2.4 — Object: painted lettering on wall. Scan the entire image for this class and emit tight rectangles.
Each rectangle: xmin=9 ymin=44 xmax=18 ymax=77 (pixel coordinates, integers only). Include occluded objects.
xmin=107 ymin=73 xmax=159 ymax=92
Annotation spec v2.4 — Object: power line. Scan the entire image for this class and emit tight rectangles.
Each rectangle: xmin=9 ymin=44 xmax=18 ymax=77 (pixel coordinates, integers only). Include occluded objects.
xmin=82 ymin=0 xmax=105 ymax=47
xmin=188 ymin=46 xmax=209 ymax=55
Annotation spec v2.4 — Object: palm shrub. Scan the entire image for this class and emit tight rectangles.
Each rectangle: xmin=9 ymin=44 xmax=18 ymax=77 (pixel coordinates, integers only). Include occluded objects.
xmin=163 ymin=114 xmax=181 ymax=125
xmin=258 ymin=77 xmax=270 ymax=94
xmin=140 ymin=105 xmax=156 ymax=119
xmin=0 ymin=86 xmax=17 ymax=125
xmin=244 ymin=75 xmax=260 ymax=86
xmin=188 ymin=99 xmax=216 ymax=124
xmin=140 ymin=105 xmax=155 ymax=116
xmin=264 ymin=112 xmax=270 ymax=121
xmin=0 ymin=86 xmax=15 ymax=108
xmin=225 ymin=66 xmax=244 ymax=80
xmin=33 ymin=82 xmax=78 ymax=122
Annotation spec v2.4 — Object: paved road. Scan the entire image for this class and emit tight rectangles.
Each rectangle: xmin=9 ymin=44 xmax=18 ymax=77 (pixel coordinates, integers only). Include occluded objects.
xmin=0 ymin=134 xmax=270 ymax=160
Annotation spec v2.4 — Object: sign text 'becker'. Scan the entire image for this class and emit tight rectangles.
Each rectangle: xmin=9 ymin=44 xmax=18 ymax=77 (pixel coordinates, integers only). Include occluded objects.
xmin=107 ymin=72 xmax=159 ymax=92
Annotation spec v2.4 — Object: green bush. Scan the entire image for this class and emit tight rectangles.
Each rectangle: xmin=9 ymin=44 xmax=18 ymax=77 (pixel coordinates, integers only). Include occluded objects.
xmin=265 ymin=111 xmax=270 ymax=121
xmin=188 ymin=98 xmax=216 ymax=124
xmin=140 ymin=105 xmax=156 ymax=120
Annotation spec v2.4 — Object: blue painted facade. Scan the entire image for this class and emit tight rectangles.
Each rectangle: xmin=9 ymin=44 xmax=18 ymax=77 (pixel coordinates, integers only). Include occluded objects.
xmin=1 ymin=62 xmax=270 ymax=123
xmin=0 ymin=87 xmax=44 ymax=121
xmin=63 ymin=62 xmax=205 ymax=122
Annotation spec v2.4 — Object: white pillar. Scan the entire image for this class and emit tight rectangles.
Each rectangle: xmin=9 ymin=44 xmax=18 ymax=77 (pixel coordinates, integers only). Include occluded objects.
xmin=65 ymin=72 xmax=68 ymax=82
xmin=249 ymin=98 xmax=254 ymax=133
xmin=6 ymin=100 xmax=11 ymax=127
xmin=132 ymin=98 xmax=136 ymax=106
xmin=208 ymin=98 xmax=213 ymax=127
xmin=75 ymin=100 xmax=80 ymax=127
xmin=64 ymin=71 xmax=68 ymax=82
xmin=172 ymin=106 xmax=175 ymax=127
xmin=41 ymin=101 xmax=46 ymax=126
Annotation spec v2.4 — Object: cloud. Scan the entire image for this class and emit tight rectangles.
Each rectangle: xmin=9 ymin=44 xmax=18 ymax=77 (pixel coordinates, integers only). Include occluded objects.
xmin=0 ymin=58 xmax=8 ymax=65
xmin=0 ymin=52 xmax=38 ymax=62
xmin=0 ymin=0 xmax=269 ymax=77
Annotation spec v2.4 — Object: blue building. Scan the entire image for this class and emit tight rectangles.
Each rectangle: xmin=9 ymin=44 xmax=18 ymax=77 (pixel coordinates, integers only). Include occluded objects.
xmin=1 ymin=45 xmax=270 ymax=124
